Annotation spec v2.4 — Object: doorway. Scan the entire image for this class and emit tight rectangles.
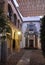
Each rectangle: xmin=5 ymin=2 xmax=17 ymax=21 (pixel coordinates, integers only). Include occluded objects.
xmin=13 ymin=39 xmax=15 ymax=50
xmin=25 ymin=37 xmax=28 ymax=48
xmin=29 ymin=40 xmax=33 ymax=48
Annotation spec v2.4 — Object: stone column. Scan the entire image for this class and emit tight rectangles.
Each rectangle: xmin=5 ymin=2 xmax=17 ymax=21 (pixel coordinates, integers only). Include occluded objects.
xmin=0 ymin=37 xmax=1 ymax=61
xmin=1 ymin=38 xmax=8 ymax=63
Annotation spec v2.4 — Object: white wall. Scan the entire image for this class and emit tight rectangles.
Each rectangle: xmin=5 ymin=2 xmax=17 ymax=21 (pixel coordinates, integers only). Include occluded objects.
xmin=38 ymin=35 xmax=41 ymax=49
xmin=21 ymin=23 xmax=27 ymax=48
xmin=22 ymin=23 xmax=27 ymax=34
xmin=22 ymin=22 xmax=40 ymax=34
xmin=33 ymin=22 xmax=40 ymax=33
xmin=20 ymin=33 xmax=25 ymax=48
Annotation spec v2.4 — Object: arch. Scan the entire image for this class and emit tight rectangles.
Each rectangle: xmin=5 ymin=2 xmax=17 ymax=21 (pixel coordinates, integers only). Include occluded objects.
xmin=6 ymin=25 xmax=12 ymax=52
xmin=6 ymin=25 xmax=12 ymax=34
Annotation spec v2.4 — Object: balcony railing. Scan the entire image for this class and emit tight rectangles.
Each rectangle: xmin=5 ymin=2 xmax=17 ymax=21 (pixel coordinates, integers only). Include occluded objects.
xmin=29 ymin=31 xmax=34 ymax=34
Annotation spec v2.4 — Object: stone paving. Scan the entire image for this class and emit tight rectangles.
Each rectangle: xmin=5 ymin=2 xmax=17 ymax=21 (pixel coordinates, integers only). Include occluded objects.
xmin=30 ymin=50 xmax=45 ymax=65
xmin=0 ymin=49 xmax=45 ymax=65
xmin=0 ymin=49 xmax=25 ymax=65
xmin=17 ymin=50 xmax=31 ymax=65
xmin=17 ymin=49 xmax=45 ymax=65
xmin=7 ymin=49 xmax=25 ymax=65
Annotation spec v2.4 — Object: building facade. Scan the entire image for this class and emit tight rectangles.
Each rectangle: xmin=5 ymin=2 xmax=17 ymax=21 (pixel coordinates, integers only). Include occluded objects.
xmin=21 ymin=18 xmax=41 ymax=49
xmin=0 ymin=0 xmax=22 ymax=61
xmin=0 ymin=0 xmax=45 ymax=62
xmin=16 ymin=0 xmax=45 ymax=49
xmin=7 ymin=0 xmax=22 ymax=52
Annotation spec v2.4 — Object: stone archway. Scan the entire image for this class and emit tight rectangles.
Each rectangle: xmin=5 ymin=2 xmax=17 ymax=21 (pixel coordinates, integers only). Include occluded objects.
xmin=6 ymin=25 xmax=12 ymax=54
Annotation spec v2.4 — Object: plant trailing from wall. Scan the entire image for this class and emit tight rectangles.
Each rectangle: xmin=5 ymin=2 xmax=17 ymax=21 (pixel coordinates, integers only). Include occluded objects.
xmin=0 ymin=7 xmax=12 ymax=63
xmin=40 ymin=16 xmax=45 ymax=57
xmin=0 ymin=7 xmax=11 ymax=37
xmin=0 ymin=7 xmax=6 ymax=33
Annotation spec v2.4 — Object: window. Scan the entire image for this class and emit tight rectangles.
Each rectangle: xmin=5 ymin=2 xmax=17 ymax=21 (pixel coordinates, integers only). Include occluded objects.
xmin=8 ymin=4 xmax=13 ymax=20
xmin=29 ymin=29 xmax=33 ymax=31
xmin=14 ymin=14 xmax=17 ymax=26
xmin=18 ymin=20 xmax=20 ymax=28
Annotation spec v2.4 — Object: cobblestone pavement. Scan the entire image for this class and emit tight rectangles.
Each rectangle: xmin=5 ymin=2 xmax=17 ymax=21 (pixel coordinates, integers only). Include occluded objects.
xmin=30 ymin=49 xmax=45 ymax=65
xmin=0 ymin=49 xmax=45 ymax=65
xmin=0 ymin=49 xmax=25 ymax=65
xmin=17 ymin=50 xmax=31 ymax=65
xmin=17 ymin=49 xmax=45 ymax=65
xmin=7 ymin=49 xmax=25 ymax=65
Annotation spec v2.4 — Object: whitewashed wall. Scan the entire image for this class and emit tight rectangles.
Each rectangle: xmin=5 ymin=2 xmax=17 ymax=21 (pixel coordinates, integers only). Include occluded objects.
xmin=21 ymin=23 xmax=27 ymax=48
xmin=33 ymin=22 xmax=40 ymax=33
xmin=22 ymin=22 xmax=40 ymax=33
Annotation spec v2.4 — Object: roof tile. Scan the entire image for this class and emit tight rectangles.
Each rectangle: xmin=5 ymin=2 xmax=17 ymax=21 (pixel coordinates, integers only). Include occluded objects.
xmin=17 ymin=0 xmax=45 ymax=17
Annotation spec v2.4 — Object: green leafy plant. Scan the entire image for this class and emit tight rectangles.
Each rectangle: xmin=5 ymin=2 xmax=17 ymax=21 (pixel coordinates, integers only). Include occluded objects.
xmin=40 ymin=16 xmax=45 ymax=57
xmin=0 ymin=7 xmax=12 ymax=63
xmin=0 ymin=7 xmax=11 ymax=35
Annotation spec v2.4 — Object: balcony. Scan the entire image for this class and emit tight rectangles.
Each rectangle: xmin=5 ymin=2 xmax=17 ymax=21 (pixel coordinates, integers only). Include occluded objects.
xmin=29 ymin=31 xmax=34 ymax=34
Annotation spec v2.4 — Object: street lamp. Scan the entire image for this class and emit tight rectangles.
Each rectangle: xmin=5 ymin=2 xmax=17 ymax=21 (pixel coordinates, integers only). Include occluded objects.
xmin=16 ymin=31 xmax=22 ymax=52
xmin=18 ymin=31 xmax=21 ymax=35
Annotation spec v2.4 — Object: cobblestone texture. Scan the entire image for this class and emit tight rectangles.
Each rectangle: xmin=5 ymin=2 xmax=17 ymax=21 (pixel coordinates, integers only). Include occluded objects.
xmin=0 ymin=49 xmax=45 ymax=65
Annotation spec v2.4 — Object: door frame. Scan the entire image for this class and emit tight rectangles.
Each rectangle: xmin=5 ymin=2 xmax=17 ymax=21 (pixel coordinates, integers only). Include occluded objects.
xmin=29 ymin=40 xmax=33 ymax=48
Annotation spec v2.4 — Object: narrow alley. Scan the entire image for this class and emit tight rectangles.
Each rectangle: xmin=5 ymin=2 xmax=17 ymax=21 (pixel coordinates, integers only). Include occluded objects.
xmin=0 ymin=0 xmax=45 ymax=65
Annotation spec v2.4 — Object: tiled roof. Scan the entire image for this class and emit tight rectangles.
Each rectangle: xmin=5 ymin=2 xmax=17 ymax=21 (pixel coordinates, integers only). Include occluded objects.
xmin=17 ymin=0 xmax=45 ymax=17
